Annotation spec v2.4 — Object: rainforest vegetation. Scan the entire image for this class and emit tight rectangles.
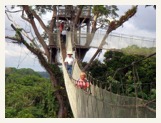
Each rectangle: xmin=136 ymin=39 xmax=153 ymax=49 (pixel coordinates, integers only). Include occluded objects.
xmin=5 ymin=45 xmax=156 ymax=118
xmin=5 ymin=67 xmax=73 ymax=118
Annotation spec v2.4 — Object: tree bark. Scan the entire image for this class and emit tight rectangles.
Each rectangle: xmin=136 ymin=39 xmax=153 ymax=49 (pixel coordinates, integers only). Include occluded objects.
xmin=83 ymin=49 xmax=102 ymax=71
xmin=9 ymin=24 xmax=68 ymax=118
xmin=74 ymin=6 xmax=83 ymax=27
xmin=49 ymin=5 xmax=57 ymax=32
xmin=22 ymin=5 xmax=50 ymax=60
xmin=91 ymin=14 xmax=98 ymax=34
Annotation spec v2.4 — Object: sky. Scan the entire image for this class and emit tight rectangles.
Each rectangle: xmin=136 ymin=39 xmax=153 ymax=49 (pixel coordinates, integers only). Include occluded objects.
xmin=5 ymin=5 xmax=156 ymax=71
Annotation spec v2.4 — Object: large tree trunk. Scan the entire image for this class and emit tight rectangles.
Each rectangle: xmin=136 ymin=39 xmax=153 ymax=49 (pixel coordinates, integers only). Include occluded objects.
xmin=49 ymin=72 xmax=67 ymax=118
xmin=21 ymin=6 xmax=68 ymax=117
xmin=9 ymin=24 xmax=68 ymax=118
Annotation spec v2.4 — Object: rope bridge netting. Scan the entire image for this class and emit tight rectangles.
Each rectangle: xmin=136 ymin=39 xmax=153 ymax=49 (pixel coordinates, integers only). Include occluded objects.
xmin=70 ymin=31 xmax=155 ymax=56
xmin=58 ymin=31 xmax=156 ymax=118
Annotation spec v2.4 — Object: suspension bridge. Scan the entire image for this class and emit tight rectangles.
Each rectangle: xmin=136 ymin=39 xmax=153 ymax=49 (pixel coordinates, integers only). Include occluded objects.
xmin=5 ymin=5 xmax=156 ymax=118
xmin=57 ymin=31 xmax=156 ymax=118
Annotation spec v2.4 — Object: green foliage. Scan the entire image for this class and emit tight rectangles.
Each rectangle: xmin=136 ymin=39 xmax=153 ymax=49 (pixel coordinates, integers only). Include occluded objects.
xmin=38 ymin=71 xmax=50 ymax=78
xmin=91 ymin=5 xmax=119 ymax=26
xmin=92 ymin=5 xmax=118 ymax=17
xmin=5 ymin=67 xmax=58 ymax=118
xmin=92 ymin=5 xmax=108 ymax=15
xmin=121 ymin=45 xmax=156 ymax=56
xmin=48 ymin=64 xmax=73 ymax=117
xmin=88 ymin=60 xmax=107 ymax=82
xmin=149 ymin=89 xmax=156 ymax=100
xmin=14 ymin=28 xmax=23 ymax=40
xmin=87 ymin=47 xmax=156 ymax=101
xmin=50 ymin=64 xmax=64 ymax=85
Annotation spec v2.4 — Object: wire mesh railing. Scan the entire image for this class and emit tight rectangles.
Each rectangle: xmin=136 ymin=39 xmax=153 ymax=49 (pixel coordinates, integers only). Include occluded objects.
xmin=59 ymin=31 xmax=156 ymax=117
xmin=52 ymin=31 xmax=155 ymax=56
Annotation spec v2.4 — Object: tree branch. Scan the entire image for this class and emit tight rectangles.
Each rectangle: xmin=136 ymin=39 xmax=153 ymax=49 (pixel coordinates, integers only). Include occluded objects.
xmin=91 ymin=14 xmax=99 ymax=33
xmin=31 ymin=8 xmax=51 ymax=34
xmin=5 ymin=36 xmax=22 ymax=43
xmin=21 ymin=9 xmax=31 ymax=23
xmin=5 ymin=11 xmax=13 ymax=22
xmin=74 ymin=6 xmax=83 ymax=27
xmin=79 ymin=24 xmax=86 ymax=28
xmin=78 ymin=16 xmax=87 ymax=30
xmin=23 ymin=5 xmax=50 ymax=33
xmin=5 ymin=9 xmax=22 ymax=13
xmin=6 ymin=8 xmax=39 ymax=49
xmin=107 ymin=5 xmax=138 ymax=34
xmin=7 ymin=24 xmax=47 ymax=58
xmin=22 ymin=5 xmax=50 ymax=59
xmin=30 ymin=19 xmax=50 ymax=59
xmin=83 ymin=5 xmax=138 ymax=71
xmin=49 ymin=5 xmax=57 ymax=32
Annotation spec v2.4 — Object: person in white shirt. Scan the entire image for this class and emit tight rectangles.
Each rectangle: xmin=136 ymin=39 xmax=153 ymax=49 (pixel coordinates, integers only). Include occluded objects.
xmin=62 ymin=29 xmax=67 ymax=43
xmin=64 ymin=51 xmax=74 ymax=77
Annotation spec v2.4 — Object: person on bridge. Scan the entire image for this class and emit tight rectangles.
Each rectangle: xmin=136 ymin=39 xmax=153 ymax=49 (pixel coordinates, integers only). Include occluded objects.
xmin=64 ymin=51 xmax=74 ymax=77
xmin=76 ymin=72 xmax=90 ymax=92
xmin=62 ymin=29 xmax=67 ymax=43
xmin=59 ymin=22 xmax=64 ymax=41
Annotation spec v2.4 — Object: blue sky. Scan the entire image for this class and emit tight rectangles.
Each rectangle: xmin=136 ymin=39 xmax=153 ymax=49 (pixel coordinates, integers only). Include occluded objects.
xmin=5 ymin=5 xmax=156 ymax=71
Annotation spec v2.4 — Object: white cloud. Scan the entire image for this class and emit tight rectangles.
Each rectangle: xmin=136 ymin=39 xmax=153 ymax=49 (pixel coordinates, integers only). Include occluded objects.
xmin=5 ymin=42 xmax=29 ymax=56
xmin=114 ymin=21 xmax=156 ymax=38
xmin=114 ymin=5 xmax=156 ymax=38
xmin=5 ymin=42 xmax=45 ymax=71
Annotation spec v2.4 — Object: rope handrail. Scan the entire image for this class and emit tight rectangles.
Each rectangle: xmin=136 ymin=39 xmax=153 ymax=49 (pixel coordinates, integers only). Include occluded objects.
xmin=59 ymin=32 xmax=156 ymax=118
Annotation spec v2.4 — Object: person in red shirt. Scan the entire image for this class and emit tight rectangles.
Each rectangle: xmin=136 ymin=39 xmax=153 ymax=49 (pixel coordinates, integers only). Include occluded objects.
xmin=76 ymin=72 xmax=90 ymax=91
xmin=59 ymin=22 xmax=64 ymax=40
xmin=59 ymin=22 xmax=64 ymax=32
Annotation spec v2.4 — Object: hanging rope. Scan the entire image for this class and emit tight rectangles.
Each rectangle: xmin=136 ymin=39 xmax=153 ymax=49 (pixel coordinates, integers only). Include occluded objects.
xmin=58 ymin=31 xmax=156 ymax=118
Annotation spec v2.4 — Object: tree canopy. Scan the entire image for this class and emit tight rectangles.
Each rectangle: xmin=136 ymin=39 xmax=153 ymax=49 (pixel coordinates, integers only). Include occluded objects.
xmin=5 ymin=67 xmax=73 ymax=118
xmin=83 ymin=45 xmax=156 ymax=100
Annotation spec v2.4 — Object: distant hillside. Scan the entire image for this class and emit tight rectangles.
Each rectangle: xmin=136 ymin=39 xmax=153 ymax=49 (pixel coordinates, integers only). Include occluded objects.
xmin=5 ymin=67 xmax=50 ymax=79
xmin=37 ymin=71 xmax=50 ymax=78
xmin=5 ymin=67 xmax=41 ymax=77
xmin=5 ymin=67 xmax=58 ymax=118
xmin=121 ymin=45 xmax=156 ymax=56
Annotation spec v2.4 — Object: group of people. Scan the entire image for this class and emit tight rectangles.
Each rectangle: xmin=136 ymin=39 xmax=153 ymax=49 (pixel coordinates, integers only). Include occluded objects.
xmin=60 ymin=20 xmax=90 ymax=92
xmin=64 ymin=52 xmax=90 ymax=92
xmin=59 ymin=22 xmax=70 ymax=43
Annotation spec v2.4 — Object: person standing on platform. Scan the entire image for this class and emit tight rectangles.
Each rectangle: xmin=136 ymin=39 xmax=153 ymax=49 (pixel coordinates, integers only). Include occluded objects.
xmin=62 ymin=29 xmax=67 ymax=43
xmin=59 ymin=22 xmax=64 ymax=40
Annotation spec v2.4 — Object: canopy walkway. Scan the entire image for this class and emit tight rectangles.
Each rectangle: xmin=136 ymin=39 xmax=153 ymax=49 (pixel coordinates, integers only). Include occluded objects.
xmin=58 ymin=32 xmax=156 ymax=118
